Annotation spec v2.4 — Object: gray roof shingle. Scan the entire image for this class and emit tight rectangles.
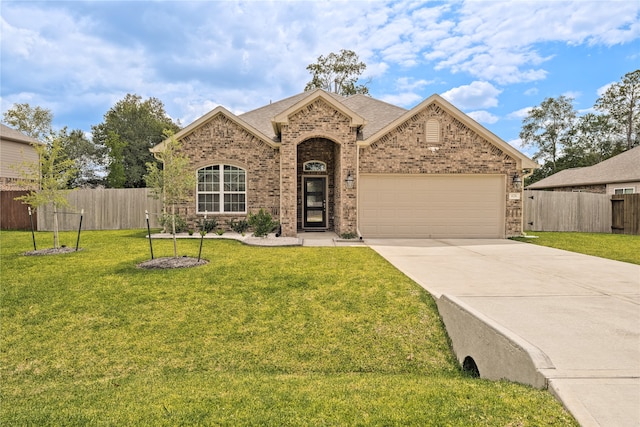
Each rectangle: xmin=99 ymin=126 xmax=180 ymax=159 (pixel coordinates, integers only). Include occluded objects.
xmin=527 ymin=146 xmax=640 ymax=188
xmin=239 ymin=91 xmax=407 ymax=140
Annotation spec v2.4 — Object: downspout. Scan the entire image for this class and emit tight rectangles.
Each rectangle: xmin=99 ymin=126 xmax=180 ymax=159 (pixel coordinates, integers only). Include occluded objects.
xmin=356 ymin=128 xmax=363 ymax=241
xmin=520 ymin=166 xmax=535 ymax=237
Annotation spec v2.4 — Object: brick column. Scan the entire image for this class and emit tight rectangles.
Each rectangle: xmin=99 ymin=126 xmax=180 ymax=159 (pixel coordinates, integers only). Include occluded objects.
xmin=336 ymin=132 xmax=358 ymax=236
xmin=279 ymin=128 xmax=297 ymax=237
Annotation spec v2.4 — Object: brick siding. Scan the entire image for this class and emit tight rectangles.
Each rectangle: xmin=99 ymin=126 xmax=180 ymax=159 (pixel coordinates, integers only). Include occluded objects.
xmin=173 ymin=98 xmax=525 ymax=238
xmin=176 ymin=113 xmax=280 ymax=230
xmin=359 ymin=102 xmax=523 ymax=236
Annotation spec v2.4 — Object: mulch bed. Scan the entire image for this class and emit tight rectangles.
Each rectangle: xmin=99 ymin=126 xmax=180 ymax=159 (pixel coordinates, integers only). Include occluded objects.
xmin=137 ymin=257 xmax=208 ymax=269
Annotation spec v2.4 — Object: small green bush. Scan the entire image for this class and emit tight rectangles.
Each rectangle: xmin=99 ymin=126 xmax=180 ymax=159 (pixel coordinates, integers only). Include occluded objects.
xmin=228 ymin=218 xmax=250 ymax=235
xmin=340 ymin=232 xmax=358 ymax=239
xmin=197 ymin=217 xmax=218 ymax=235
xmin=248 ymin=209 xmax=279 ymax=237
xmin=159 ymin=213 xmax=188 ymax=233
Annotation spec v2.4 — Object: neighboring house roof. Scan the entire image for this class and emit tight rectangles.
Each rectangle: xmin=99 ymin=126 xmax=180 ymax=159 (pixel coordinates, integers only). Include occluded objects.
xmin=0 ymin=123 xmax=40 ymax=145
xmin=152 ymin=90 xmax=536 ymax=168
xmin=527 ymin=145 xmax=640 ymax=189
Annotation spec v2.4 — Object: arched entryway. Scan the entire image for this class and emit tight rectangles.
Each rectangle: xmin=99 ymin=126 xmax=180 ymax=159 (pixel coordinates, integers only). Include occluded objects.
xmin=297 ymin=138 xmax=340 ymax=231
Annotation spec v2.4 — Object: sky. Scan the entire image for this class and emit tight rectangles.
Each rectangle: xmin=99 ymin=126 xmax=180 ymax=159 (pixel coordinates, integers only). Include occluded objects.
xmin=1 ymin=0 xmax=639 ymax=154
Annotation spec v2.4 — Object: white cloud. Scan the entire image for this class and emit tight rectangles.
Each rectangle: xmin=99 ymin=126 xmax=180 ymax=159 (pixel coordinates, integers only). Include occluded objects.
xmin=562 ymin=91 xmax=581 ymax=100
xmin=379 ymin=92 xmax=424 ymax=108
xmin=508 ymin=107 xmax=533 ymax=120
xmin=1 ymin=0 xmax=638 ymax=138
xmin=422 ymin=1 xmax=639 ymax=84
xmin=441 ymin=81 xmax=502 ymax=109
xmin=597 ymin=82 xmax=615 ymax=97
xmin=395 ymin=77 xmax=433 ymax=92
xmin=467 ymin=110 xmax=499 ymax=124
xmin=524 ymin=87 xmax=539 ymax=96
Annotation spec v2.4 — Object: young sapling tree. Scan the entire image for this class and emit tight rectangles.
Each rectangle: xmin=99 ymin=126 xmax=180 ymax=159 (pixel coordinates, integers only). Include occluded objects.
xmin=145 ymin=130 xmax=196 ymax=258
xmin=14 ymin=135 xmax=77 ymax=249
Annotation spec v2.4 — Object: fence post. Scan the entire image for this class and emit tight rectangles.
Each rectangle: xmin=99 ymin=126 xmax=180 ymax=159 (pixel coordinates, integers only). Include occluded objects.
xmin=146 ymin=210 xmax=154 ymax=259
xmin=75 ymin=209 xmax=84 ymax=251
xmin=28 ymin=206 xmax=37 ymax=250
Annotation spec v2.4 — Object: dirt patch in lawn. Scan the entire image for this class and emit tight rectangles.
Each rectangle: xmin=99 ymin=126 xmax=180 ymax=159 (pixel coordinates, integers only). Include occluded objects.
xmin=137 ymin=256 xmax=208 ymax=269
xmin=24 ymin=247 xmax=81 ymax=256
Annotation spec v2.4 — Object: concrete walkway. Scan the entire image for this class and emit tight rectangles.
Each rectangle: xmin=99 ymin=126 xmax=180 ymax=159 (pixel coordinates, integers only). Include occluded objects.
xmin=366 ymin=239 xmax=640 ymax=427
xmin=300 ymin=231 xmax=366 ymax=247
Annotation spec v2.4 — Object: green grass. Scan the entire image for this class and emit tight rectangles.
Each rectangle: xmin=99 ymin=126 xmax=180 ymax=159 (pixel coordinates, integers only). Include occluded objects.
xmin=1 ymin=230 xmax=577 ymax=426
xmin=514 ymin=231 xmax=640 ymax=264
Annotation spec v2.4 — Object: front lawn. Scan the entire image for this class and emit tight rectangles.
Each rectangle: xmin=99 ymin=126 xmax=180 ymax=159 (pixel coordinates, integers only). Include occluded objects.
xmin=1 ymin=230 xmax=577 ymax=425
xmin=514 ymin=231 xmax=640 ymax=264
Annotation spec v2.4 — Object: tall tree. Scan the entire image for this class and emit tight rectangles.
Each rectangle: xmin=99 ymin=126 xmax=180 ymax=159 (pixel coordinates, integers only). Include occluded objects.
xmin=567 ymin=113 xmax=621 ymax=166
xmin=595 ymin=69 xmax=640 ymax=150
xmin=3 ymin=103 xmax=102 ymax=188
xmin=304 ymin=49 xmax=370 ymax=96
xmin=14 ymin=135 xmax=78 ymax=249
xmin=519 ymin=96 xmax=577 ymax=173
xmin=92 ymin=94 xmax=180 ymax=188
xmin=145 ymin=130 xmax=196 ymax=258
xmin=58 ymin=127 xmax=104 ymax=187
xmin=2 ymin=103 xmax=53 ymax=142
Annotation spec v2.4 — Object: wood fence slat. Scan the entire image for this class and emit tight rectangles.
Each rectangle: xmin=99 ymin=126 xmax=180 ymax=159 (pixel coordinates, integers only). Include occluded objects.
xmin=611 ymin=193 xmax=640 ymax=235
xmin=0 ymin=191 xmax=36 ymax=230
xmin=524 ymin=190 xmax=611 ymax=233
xmin=36 ymin=188 xmax=162 ymax=231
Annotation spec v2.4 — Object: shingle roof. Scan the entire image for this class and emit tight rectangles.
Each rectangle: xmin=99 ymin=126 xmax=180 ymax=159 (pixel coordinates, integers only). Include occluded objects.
xmin=0 ymin=123 xmax=40 ymax=145
xmin=238 ymin=91 xmax=406 ymax=140
xmin=153 ymin=90 xmax=536 ymax=168
xmin=527 ymin=146 xmax=640 ymax=189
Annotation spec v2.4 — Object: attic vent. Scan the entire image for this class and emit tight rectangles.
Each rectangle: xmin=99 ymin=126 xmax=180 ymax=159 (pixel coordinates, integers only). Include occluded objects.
xmin=425 ymin=119 xmax=440 ymax=143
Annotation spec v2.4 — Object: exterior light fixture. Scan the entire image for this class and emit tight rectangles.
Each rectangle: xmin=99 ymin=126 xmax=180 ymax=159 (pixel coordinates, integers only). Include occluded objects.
xmin=345 ymin=171 xmax=354 ymax=189
xmin=512 ymin=172 xmax=522 ymax=190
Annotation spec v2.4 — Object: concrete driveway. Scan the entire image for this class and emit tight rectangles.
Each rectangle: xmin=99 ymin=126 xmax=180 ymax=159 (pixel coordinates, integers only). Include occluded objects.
xmin=367 ymin=239 xmax=640 ymax=427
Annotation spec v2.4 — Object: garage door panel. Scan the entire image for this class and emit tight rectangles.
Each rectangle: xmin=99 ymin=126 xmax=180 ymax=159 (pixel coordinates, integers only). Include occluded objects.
xmin=359 ymin=175 xmax=505 ymax=238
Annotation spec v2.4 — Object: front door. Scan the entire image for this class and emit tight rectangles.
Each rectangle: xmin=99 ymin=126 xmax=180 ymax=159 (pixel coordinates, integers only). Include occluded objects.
xmin=303 ymin=176 xmax=327 ymax=228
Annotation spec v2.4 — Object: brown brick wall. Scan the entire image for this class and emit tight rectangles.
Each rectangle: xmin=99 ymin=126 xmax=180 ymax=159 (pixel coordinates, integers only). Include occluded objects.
xmin=548 ymin=185 xmax=607 ymax=194
xmin=359 ymin=102 xmax=523 ymax=236
xmin=279 ymin=99 xmax=358 ymax=237
xmin=297 ymin=138 xmax=335 ymax=229
xmin=176 ymin=113 xmax=280 ymax=229
xmin=175 ymin=98 xmax=525 ymax=238
xmin=0 ymin=177 xmax=37 ymax=191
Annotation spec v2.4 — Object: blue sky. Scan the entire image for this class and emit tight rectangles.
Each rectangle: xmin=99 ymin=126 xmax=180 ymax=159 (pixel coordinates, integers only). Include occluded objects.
xmin=1 ymin=0 xmax=639 ymax=154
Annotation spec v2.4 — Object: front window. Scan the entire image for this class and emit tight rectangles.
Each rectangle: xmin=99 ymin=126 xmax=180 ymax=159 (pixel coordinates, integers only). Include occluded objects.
xmin=197 ymin=165 xmax=246 ymax=213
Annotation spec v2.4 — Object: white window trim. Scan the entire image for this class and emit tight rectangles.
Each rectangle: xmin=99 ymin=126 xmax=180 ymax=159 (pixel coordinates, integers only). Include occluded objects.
xmin=196 ymin=164 xmax=247 ymax=214
xmin=614 ymin=187 xmax=635 ymax=195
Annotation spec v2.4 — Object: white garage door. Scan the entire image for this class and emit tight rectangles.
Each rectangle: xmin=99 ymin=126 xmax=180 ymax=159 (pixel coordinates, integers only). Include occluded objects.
xmin=359 ymin=174 xmax=505 ymax=238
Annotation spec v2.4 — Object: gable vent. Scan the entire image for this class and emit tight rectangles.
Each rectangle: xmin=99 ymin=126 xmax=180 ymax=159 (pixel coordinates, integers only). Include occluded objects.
xmin=425 ymin=119 xmax=440 ymax=143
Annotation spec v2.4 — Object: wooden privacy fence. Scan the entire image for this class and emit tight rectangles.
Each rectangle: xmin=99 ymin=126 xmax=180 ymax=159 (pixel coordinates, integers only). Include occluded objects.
xmin=37 ymin=188 xmax=163 ymax=231
xmin=1 ymin=190 xmax=36 ymax=230
xmin=524 ymin=190 xmax=611 ymax=233
xmin=611 ymin=193 xmax=640 ymax=235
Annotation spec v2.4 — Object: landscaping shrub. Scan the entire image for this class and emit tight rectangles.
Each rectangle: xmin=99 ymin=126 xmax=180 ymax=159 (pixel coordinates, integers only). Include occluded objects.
xmin=228 ymin=218 xmax=250 ymax=235
xmin=248 ymin=209 xmax=278 ymax=237
xmin=197 ymin=217 xmax=218 ymax=235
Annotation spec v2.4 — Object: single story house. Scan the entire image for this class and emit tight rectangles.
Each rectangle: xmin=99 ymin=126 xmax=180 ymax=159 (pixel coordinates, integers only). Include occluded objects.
xmin=0 ymin=123 xmax=40 ymax=191
xmin=151 ymin=90 xmax=536 ymax=239
xmin=527 ymin=146 xmax=640 ymax=195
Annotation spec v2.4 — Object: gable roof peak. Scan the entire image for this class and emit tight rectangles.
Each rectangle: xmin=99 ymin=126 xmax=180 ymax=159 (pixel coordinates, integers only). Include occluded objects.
xmin=362 ymin=93 xmax=537 ymax=170
xmin=271 ymin=89 xmax=366 ymax=135
xmin=150 ymin=105 xmax=278 ymax=154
